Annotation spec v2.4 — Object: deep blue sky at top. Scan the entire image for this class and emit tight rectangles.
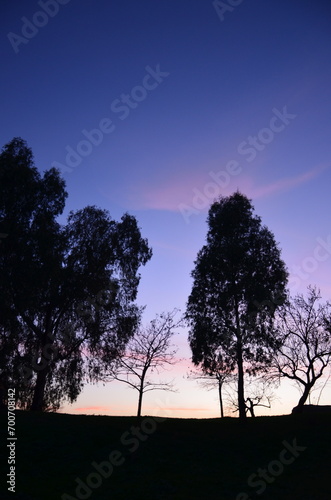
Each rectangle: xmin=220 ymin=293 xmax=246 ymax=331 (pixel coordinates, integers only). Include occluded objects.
xmin=1 ymin=0 xmax=331 ymax=320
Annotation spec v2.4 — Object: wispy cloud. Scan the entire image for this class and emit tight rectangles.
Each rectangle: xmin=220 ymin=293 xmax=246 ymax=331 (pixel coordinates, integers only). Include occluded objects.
xmin=249 ymin=163 xmax=329 ymax=199
xmin=127 ymin=162 xmax=329 ymax=212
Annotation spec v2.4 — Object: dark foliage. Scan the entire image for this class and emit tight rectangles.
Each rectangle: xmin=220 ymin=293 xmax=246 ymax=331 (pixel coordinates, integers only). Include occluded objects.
xmin=186 ymin=192 xmax=288 ymax=420
xmin=0 ymin=138 xmax=152 ymax=411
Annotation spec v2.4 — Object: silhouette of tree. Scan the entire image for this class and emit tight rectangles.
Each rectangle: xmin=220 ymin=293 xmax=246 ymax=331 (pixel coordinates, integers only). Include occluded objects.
xmin=101 ymin=310 xmax=182 ymax=418
xmin=225 ymin=376 xmax=277 ymax=417
xmin=186 ymin=192 xmax=288 ymax=420
xmin=271 ymin=286 xmax=331 ymax=412
xmin=0 ymin=138 xmax=152 ymax=411
xmin=188 ymin=350 xmax=234 ymax=418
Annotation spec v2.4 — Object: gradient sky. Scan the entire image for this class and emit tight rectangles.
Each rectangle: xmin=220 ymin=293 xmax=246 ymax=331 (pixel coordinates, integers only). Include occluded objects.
xmin=1 ymin=0 xmax=331 ymax=418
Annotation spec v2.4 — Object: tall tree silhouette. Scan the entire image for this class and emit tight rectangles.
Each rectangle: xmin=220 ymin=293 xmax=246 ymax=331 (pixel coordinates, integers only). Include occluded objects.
xmin=0 ymin=138 xmax=152 ymax=411
xmin=186 ymin=192 xmax=287 ymax=420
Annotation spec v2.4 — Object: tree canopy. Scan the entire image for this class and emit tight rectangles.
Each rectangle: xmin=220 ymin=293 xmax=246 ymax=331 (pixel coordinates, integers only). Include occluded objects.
xmin=0 ymin=137 xmax=152 ymax=411
xmin=186 ymin=192 xmax=288 ymax=420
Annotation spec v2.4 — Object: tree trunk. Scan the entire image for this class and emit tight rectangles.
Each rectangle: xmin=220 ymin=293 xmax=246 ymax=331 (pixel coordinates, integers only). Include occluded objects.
xmin=30 ymin=366 xmax=48 ymax=411
xmin=237 ymin=342 xmax=246 ymax=421
xmin=246 ymin=398 xmax=255 ymax=417
xmin=137 ymin=374 xmax=146 ymax=418
xmin=234 ymin=299 xmax=246 ymax=422
xmin=296 ymin=383 xmax=314 ymax=411
xmin=218 ymin=380 xmax=224 ymax=418
xmin=137 ymin=388 xmax=143 ymax=418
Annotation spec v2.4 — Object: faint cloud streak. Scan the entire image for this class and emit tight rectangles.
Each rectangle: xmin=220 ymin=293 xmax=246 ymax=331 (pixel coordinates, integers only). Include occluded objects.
xmin=123 ymin=162 xmax=328 ymax=215
xmin=249 ymin=163 xmax=329 ymax=199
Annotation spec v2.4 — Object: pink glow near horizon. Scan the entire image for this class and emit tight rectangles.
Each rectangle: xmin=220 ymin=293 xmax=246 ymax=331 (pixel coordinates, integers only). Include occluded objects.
xmin=123 ymin=162 xmax=329 ymax=213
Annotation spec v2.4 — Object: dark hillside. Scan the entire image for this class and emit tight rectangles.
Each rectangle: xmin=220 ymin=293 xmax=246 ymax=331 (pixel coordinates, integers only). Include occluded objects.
xmin=1 ymin=410 xmax=330 ymax=500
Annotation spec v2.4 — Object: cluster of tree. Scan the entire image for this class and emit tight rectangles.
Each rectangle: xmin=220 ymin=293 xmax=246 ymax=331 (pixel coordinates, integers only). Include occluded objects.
xmin=186 ymin=193 xmax=331 ymax=419
xmin=0 ymin=138 xmax=152 ymax=411
xmin=1 ymin=138 xmax=330 ymax=419
xmin=0 ymin=138 xmax=184 ymax=417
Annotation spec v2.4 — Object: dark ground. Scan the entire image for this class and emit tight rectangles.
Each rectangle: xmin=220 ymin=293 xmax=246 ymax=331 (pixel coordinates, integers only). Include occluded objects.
xmin=1 ymin=410 xmax=330 ymax=500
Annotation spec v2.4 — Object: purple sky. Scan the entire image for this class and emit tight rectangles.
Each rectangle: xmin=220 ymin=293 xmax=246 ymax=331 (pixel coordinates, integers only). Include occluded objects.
xmin=1 ymin=0 xmax=331 ymax=417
